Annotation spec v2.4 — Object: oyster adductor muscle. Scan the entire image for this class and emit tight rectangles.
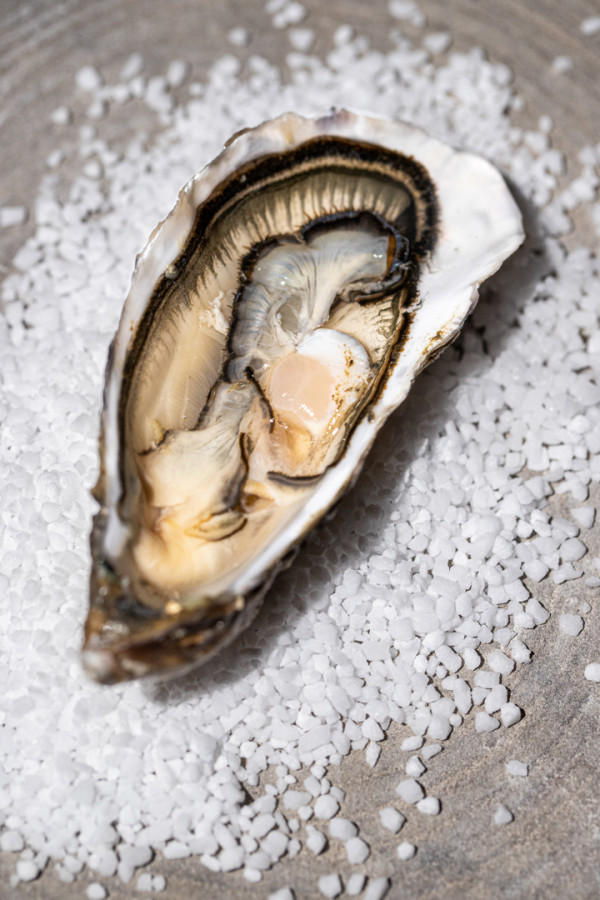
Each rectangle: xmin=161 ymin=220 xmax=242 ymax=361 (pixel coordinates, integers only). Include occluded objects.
xmin=84 ymin=111 xmax=524 ymax=683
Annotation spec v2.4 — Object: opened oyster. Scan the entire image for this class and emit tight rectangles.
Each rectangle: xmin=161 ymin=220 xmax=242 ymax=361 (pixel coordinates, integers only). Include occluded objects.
xmin=83 ymin=110 xmax=524 ymax=683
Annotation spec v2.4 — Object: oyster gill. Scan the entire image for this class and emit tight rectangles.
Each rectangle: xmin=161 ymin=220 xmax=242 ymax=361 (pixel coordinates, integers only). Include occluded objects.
xmin=84 ymin=111 xmax=524 ymax=683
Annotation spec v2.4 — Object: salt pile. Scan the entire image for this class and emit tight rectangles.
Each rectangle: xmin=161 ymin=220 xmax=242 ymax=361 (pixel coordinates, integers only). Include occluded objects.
xmin=1 ymin=3 xmax=599 ymax=898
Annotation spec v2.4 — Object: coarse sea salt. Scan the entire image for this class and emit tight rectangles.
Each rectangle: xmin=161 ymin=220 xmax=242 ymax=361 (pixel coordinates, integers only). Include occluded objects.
xmin=1 ymin=3 xmax=599 ymax=898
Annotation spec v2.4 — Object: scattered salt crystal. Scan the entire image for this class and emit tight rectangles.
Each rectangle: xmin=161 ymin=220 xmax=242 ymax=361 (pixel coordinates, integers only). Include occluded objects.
xmin=526 ymin=598 xmax=550 ymax=625
xmin=416 ymin=797 xmax=440 ymax=815
xmin=551 ymin=55 xmax=573 ymax=74
xmin=463 ymin=648 xmax=482 ymax=670
xmin=51 ymin=105 xmax=72 ymax=125
xmin=46 ymin=148 xmax=65 ymax=168
xmin=365 ymin=742 xmax=381 ymax=767
xmin=400 ymin=736 xmax=424 ymax=752
xmin=329 ymin=818 xmax=358 ymax=841
xmin=475 ymin=712 xmax=500 ymax=734
xmin=559 ymin=614 xmax=584 ymax=636
xmin=405 ymin=756 xmax=426 ymax=777
xmin=423 ymin=32 xmax=451 ymax=54
xmin=136 ymin=873 xmax=153 ymax=891
xmin=421 ymin=743 xmax=443 ymax=760
xmin=166 ymin=60 xmax=190 ymax=88
xmin=570 ymin=507 xmax=595 ymax=529
xmin=16 ymin=860 xmax=40 ymax=882
xmin=584 ymin=664 xmax=600 ymax=682
xmin=83 ymin=160 xmax=104 ymax=180
xmin=269 ymin=888 xmax=295 ymax=900
xmin=523 ymin=559 xmax=549 ymax=582
xmin=509 ymin=638 xmax=531 ymax=663
xmin=86 ymin=884 xmax=108 ymax=900
xmin=487 ymin=650 xmax=516 ymax=675
xmin=288 ymin=27 xmax=314 ymax=51
xmin=580 ymin=15 xmax=600 ymax=36
xmin=395 ymin=779 xmax=425 ymax=804
xmin=228 ymin=26 xmax=250 ymax=47
xmin=87 ymin=98 xmax=107 ymax=119
xmin=362 ymin=717 xmax=385 ymax=742
xmin=561 ymin=538 xmax=587 ymax=562
xmin=485 ymin=685 xmax=508 ymax=714
xmin=75 ymin=64 xmax=103 ymax=91
xmin=1 ymin=830 xmax=25 ymax=852
xmin=0 ymin=206 xmax=28 ymax=227
xmin=283 ymin=791 xmax=311 ymax=811
xmin=305 ymin=826 xmax=327 ymax=855
xmin=388 ymin=0 xmax=426 ymax=27
xmin=314 ymin=795 xmax=340 ymax=819
xmin=364 ymin=877 xmax=391 ymax=900
xmin=121 ymin=52 xmax=144 ymax=79
xmin=318 ymin=873 xmax=343 ymax=898
xmin=428 ymin=714 xmax=452 ymax=741
xmin=379 ymin=807 xmax=406 ymax=833
xmin=506 ymin=760 xmax=528 ymax=777
xmin=271 ymin=1 xmax=307 ymax=29
xmin=346 ymin=873 xmax=367 ymax=896
xmin=493 ymin=804 xmax=514 ymax=825
xmin=500 ymin=703 xmax=523 ymax=727
xmin=396 ymin=841 xmax=416 ymax=860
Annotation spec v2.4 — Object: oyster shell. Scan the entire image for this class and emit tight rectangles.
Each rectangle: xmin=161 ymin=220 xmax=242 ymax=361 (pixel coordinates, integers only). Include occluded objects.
xmin=83 ymin=110 xmax=524 ymax=683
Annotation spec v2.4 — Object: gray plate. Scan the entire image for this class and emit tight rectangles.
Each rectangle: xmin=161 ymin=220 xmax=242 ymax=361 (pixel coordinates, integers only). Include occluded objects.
xmin=1 ymin=1 xmax=599 ymax=898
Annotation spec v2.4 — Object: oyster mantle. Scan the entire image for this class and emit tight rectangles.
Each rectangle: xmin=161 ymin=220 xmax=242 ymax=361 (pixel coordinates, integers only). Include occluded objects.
xmin=84 ymin=110 xmax=524 ymax=683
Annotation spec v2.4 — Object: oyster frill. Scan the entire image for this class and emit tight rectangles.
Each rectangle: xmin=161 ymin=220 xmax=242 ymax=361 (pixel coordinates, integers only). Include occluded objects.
xmin=84 ymin=111 xmax=524 ymax=683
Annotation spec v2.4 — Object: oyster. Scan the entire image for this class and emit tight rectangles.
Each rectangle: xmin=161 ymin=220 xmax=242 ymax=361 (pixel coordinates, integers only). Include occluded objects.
xmin=83 ymin=110 xmax=524 ymax=683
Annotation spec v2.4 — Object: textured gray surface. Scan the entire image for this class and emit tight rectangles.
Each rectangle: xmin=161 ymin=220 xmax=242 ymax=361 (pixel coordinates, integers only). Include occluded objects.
xmin=1 ymin=1 xmax=600 ymax=898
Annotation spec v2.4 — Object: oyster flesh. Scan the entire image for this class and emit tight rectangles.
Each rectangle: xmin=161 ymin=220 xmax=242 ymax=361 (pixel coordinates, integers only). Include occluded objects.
xmin=83 ymin=110 xmax=524 ymax=683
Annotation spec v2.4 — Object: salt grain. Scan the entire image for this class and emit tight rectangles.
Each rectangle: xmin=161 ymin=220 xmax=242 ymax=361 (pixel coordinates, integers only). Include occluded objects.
xmin=318 ymin=873 xmax=343 ymax=898
xmin=559 ymin=614 xmax=584 ymax=636
xmin=345 ymin=836 xmax=370 ymax=864
xmin=305 ymin=827 xmax=327 ymax=855
xmin=16 ymin=860 xmax=40 ymax=882
xmin=166 ymin=60 xmax=190 ymax=88
xmin=580 ymin=15 xmax=600 ymax=36
xmin=396 ymin=842 xmax=416 ymax=860
xmin=493 ymin=805 xmax=514 ymax=825
xmin=86 ymin=884 xmax=108 ymax=900
xmin=379 ymin=808 xmax=406 ymax=833
xmin=0 ymin=831 xmax=25 ymax=852
xmin=329 ymin=819 xmax=358 ymax=841
xmin=346 ymin=872 xmax=367 ymax=895
xmin=269 ymin=888 xmax=295 ymax=900
xmin=423 ymin=31 xmax=451 ymax=54
xmin=364 ymin=877 xmax=391 ymax=900
xmin=416 ymin=797 xmax=440 ymax=815
xmin=551 ymin=55 xmax=573 ymax=74
xmin=500 ymin=703 xmax=523 ymax=727
xmin=228 ymin=26 xmax=250 ymax=47
xmin=51 ymin=106 xmax=72 ymax=125
xmin=75 ymin=65 xmax=103 ymax=91
xmin=0 ymin=206 xmax=28 ymax=228
xmin=314 ymin=795 xmax=340 ymax=819
xmin=475 ymin=712 xmax=500 ymax=734
xmin=388 ymin=0 xmax=426 ymax=27
xmin=395 ymin=779 xmax=425 ymax=804
xmin=487 ymin=650 xmax=516 ymax=676
xmin=584 ymin=663 xmax=600 ymax=682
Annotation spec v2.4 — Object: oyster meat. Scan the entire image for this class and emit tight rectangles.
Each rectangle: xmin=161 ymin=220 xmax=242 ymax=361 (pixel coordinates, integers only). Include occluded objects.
xmin=84 ymin=110 xmax=524 ymax=683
